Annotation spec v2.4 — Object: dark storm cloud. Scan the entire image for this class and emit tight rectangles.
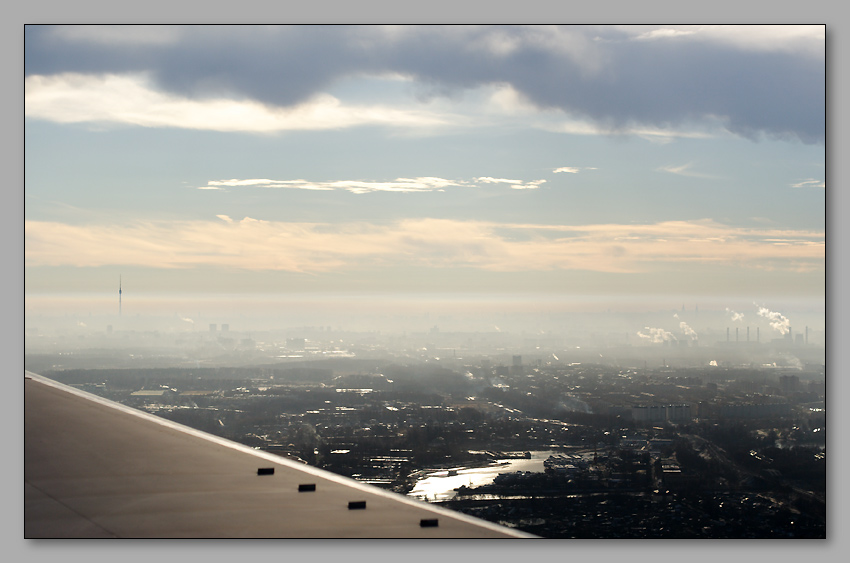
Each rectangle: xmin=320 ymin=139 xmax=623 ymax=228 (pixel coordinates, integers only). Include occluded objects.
xmin=25 ymin=25 xmax=824 ymax=143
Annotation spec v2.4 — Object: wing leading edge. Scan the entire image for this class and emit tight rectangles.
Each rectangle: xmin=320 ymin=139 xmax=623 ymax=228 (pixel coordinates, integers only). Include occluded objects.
xmin=24 ymin=372 xmax=535 ymax=538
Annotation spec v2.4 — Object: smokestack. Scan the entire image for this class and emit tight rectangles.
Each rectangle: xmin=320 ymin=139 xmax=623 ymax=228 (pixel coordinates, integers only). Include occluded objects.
xmin=757 ymin=327 xmax=760 ymax=343
xmin=806 ymin=326 xmax=809 ymax=345
xmin=736 ymin=327 xmax=739 ymax=343
xmin=727 ymin=327 xmax=730 ymax=342
xmin=747 ymin=327 xmax=750 ymax=342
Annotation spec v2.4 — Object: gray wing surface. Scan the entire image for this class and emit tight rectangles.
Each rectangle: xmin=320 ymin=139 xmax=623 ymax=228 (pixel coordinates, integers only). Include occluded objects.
xmin=24 ymin=372 xmax=535 ymax=538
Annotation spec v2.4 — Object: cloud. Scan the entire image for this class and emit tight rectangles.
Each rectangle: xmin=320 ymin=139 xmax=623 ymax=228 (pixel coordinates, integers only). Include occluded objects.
xmin=207 ymin=179 xmax=335 ymax=191
xmin=790 ymin=178 xmax=825 ymax=189
xmin=553 ymin=166 xmax=597 ymax=174
xmin=624 ymin=25 xmax=824 ymax=58
xmin=542 ymin=119 xmax=720 ymax=142
xmin=25 ymin=73 xmax=454 ymax=133
xmin=540 ymin=119 xmax=719 ymax=143
xmin=481 ymin=83 xmax=719 ymax=142
xmin=200 ymin=176 xmax=547 ymax=193
xmin=475 ymin=177 xmax=547 ymax=190
xmin=25 ymin=217 xmax=824 ymax=276
xmin=475 ymin=177 xmax=523 ymax=184
xmin=25 ymin=25 xmax=824 ymax=143
xmin=633 ymin=28 xmax=698 ymax=41
xmin=657 ymin=163 xmax=718 ymax=179
xmin=50 ymin=25 xmax=181 ymax=46
xmin=509 ymin=180 xmax=547 ymax=190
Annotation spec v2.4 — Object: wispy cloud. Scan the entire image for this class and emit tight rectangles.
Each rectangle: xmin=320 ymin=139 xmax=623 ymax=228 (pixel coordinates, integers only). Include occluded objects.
xmin=539 ymin=119 xmax=717 ymax=143
xmin=475 ymin=177 xmax=547 ymax=190
xmin=553 ymin=166 xmax=598 ymax=175
xmin=632 ymin=28 xmax=698 ymax=41
xmin=553 ymin=167 xmax=580 ymax=174
xmin=790 ymin=178 xmax=825 ymax=189
xmin=200 ymin=176 xmax=548 ymax=193
xmin=25 ymin=217 xmax=825 ymax=275
xmin=657 ymin=163 xmax=718 ymax=179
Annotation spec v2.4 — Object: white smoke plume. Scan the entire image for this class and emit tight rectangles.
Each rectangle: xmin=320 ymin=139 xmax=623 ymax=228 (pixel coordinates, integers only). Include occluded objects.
xmin=756 ymin=304 xmax=791 ymax=335
xmin=679 ymin=321 xmax=698 ymax=340
xmin=637 ymin=327 xmax=676 ymax=343
xmin=180 ymin=316 xmax=194 ymax=324
xmin=725 ymin=307 xmax=745 ymax=322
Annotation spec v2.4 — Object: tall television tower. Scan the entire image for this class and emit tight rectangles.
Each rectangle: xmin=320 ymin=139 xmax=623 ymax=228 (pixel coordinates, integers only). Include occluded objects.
xmin=119 ymin=276 xmax=122 ymax=317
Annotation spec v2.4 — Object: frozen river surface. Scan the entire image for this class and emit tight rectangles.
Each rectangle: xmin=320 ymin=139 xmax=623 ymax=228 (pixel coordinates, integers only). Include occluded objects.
xmin=407 ymin=451 xmax=557 ymax=502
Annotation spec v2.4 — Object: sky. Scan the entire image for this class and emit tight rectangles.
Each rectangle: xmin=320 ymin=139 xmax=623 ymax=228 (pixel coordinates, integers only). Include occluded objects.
xmin=24 ymin=24 xmax=825 ymax=322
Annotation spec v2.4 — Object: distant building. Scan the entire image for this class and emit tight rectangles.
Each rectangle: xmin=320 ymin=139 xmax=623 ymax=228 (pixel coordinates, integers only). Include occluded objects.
xmin=648 ymin=405 xmax=665 ymax=422
xmin=510 ymin=355 xmax=523 ymax=376
xmin=130 ymin=389 xmax=169 ymax=397
xmin=129 ymin=388 xmax=177 ymax=405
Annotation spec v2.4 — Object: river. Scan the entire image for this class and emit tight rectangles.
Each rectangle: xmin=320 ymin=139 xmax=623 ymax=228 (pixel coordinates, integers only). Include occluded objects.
xmin=407 ymin=450 xmax=567 ymax=502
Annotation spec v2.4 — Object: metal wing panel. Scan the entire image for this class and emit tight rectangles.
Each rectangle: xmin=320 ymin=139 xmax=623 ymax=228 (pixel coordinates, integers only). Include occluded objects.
xmin=24 ymin=372 xmax=534 ymax=538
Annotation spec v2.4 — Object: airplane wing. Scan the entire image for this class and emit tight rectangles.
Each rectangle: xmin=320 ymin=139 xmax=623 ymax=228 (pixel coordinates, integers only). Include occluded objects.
xmin=24 ymin=372 xmax=535 ymax=538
